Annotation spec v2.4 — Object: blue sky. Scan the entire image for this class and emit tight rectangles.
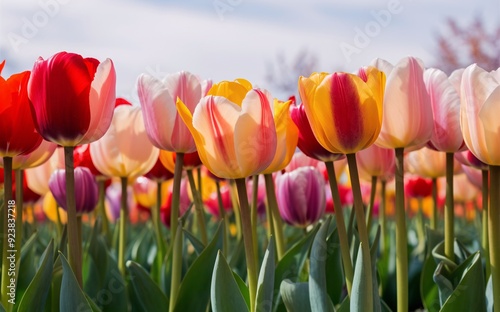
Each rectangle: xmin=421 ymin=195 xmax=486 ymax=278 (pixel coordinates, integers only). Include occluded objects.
xmin=1 ymin=0 xmax=498 ymax=100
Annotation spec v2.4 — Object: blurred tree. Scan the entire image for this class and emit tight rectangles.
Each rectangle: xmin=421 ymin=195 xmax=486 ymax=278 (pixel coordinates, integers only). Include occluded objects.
xmin=435 ymin=16 xmax=500 ymax=73
xmin=265 ymin=49 xmax=318 ymax=98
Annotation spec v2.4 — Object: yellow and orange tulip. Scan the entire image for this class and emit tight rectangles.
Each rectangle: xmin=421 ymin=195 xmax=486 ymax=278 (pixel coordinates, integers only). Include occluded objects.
xmin=298 ymin=67 xmax=384 ymax=154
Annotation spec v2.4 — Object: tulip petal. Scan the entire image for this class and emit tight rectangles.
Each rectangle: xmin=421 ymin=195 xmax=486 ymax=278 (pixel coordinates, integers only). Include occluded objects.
xmin=478 ymin=86 xmax=500 ymax=164
xmin=234 ymin=89 xmax=277 ymax=177
xmin=83 ymin=58 xmax=116 ymax=144
xmin=424 ymin=68 xmax=464 ymax=152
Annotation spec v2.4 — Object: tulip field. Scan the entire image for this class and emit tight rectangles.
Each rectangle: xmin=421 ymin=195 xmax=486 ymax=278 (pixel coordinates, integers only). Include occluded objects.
xmin=1 ymin=52 xmax=499 ymax=312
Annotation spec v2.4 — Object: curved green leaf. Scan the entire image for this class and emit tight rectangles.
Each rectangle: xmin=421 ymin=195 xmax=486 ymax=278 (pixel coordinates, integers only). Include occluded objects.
xmin=325 ymin=227 xmax=344 ymax=305
xmin=17 ymin=240 xmax=54 ymax=312
xmin=173 ymin=222 xmax=223 ymax=312
xmin=274 ymin=223 xmax=319 ymax=311
xmin=280 ymin=280 xmax=311 ymax=312
xmin=59 ymin=253 xmax=99 ymax=312
xmin=256 ymin=238 xmax=275 ymax=312
xmin=309 ymin=218 xmax=335 ymax=312
xmin=351 ymin=243 xmax=372 ymax=312
xmin=211 ymin=251 xmax=249 ymax=312
xmin=127 ymin=261 xmax=169 ymax=310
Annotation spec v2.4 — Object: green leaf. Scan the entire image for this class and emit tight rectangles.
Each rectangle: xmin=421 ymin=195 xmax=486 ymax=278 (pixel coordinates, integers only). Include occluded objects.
xmin=84 ymin=223 xmax=127 ymax=312
xmin=256 ymin=237 xmax=275 ymax=312
xmin=370 ymin=226 xmax=382 ymax=312
xmin=173 ymin=222 xmax=223 ymax=312
xmin=127 ymin=261 xmax=169 ymax=310
xmin=211 ymin=251 xmax=249 ymax=312
xmin=280 ymin=280 xmax=311 ymax=312
xmin=325 ymin=227 xmax=344 ymax=305
xmin=420 ymin=227 xmax=443 ymax=312
xmin=17 ymin=240 xmax=54 ymax=312
xmin=233 ymin=271 xmax=250 ymax=310
xmin=434 ymin=251 xmax=486 ymax=311
xmin=16 ymin=232 xmax=39 ymax=300
xmin=351 ymin=243 xmax=372 ymax=312
xmin=183 ymin=229 xmax=206 ymax=255
xmin=273 ymin=223 xmax=319 ymax=311
xmin=59 ymin=253 xmax=99 ymax=312
xmin=309 ymin=218 xmax=335 ymax=312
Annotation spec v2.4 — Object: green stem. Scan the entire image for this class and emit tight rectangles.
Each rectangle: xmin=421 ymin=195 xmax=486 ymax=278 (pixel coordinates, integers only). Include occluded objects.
xmin=235 ymin=178 xmax=258 ymax=312
xmin=482 ymin=170 xmax=490 ymax=279
xmin=170 ymin=153 xmax=184 ymax=242
xmin=416 ymin=198 xmax=425 ymax=253
xmin=97 ymin=179 xmax=110 ymax=240
xmin=187 ymin=169 xmax=208 ymax=245
xmin=325 ymin=161 xmax=353 ymax=296
xmin=431 ymin=178 xmax=438 ymax=230
xmin=169 ymin=222 xmax=183 ymax=312
xmin=153 ymin=181 xmax=166 ymax=263
xmin=251 ymin=175 xmax=259 ymax=260
xmin=489 ymin=165 xmax=500 ymax=312
xmin=1 ymin=157 xmax=13 ymax=310
xmin=264 ymin=174 xmax=286 ymax=260
xmin=55 ymin=198 xmax=63 ymax=237
xmin=444 ymin=152 xmax=455 ymax=262
xmin=63 ymin=146 xmax=83 ymax=287
xmin=366 ymin=175 xmax=378 ymax=231
xmin=118 ymin=177 xmax=128 ymax=276
xmin=394 ymin=148 xmax=408 ymax=312
xmin=229 ymin=180 xmax=242 ymax=240
xmin=380 ymin=179 xmax=387 ymax=257
xmin=215 ymin=181 xmax=229 ymax=257
xmin=346 ymin=154 xmax=373 ymax=308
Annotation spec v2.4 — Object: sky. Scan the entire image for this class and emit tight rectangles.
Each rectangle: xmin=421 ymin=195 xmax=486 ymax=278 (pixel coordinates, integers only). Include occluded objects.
xmin=1 ymin=0 xmax=498 ymax=101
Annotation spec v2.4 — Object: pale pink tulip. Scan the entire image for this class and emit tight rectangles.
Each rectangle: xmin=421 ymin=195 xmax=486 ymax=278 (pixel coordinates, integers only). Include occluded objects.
xmin=90 ymin=105 xmax=159 ymax=178
xmin=460 ymin=64 xmax=500 ymax=165
xmin=137 ymin=71 xmax=202 ymax=153
xmin=0 ymin=139 xmax=57 ymax=170
xmin=356 ymin=144 xmax=395 ymax=182
xmin=371 ymin=57 xmax=433 ymax=149
xmin=424 ymin=68 xmax=466 ymax=152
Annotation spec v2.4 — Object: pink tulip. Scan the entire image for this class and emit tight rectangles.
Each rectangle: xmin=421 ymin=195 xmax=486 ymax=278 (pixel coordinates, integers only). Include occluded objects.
xmin=90 ymin=105 xmax=159 ymax=179
xmin=25 ymin=147 xmax=64 ymax=195
xmin=372 ymin=57 xmax=433 ymax=149
xmin=424 ymin=68 xmax=466 ymax=152
xmin=0 ymin=139 xmax=56 ymax=170
xmin=356 ymin=144 xmax=395 ymax=182
xmin=455 ymin=149 xmax=489 ymax=171
xmin=276 ymin=166 xmax=325 ymax=228
xmin=137 ymin=71 xmax=203 ymax=153
xmin=461 ymin=165 xmax=483 ymax=189
xmin=460 ymin=64 xmax=500 ymax=165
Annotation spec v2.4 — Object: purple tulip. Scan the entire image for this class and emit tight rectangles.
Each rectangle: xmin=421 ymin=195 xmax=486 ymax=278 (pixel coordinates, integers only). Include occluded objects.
xmin=49 ymin=166 xmax=98 ymax=214
xmin=275 ymin=166 xmax=325 ymax=228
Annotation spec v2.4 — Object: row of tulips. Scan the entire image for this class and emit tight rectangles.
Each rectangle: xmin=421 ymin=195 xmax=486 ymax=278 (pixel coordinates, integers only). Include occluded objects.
xmin=0 ymin=51 xmax=499 ymax=312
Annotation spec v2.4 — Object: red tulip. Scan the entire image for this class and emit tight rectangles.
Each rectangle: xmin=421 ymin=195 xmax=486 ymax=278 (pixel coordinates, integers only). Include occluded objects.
xmin=0 ymin=70 xmax=42 ymax=157
xmin=28 ymin=51 xmax=116 ymax=146
xmin=145 ymin=156 xmax=174 ymax=182
xmin=405 ymin=176 xmax=433 ymax=199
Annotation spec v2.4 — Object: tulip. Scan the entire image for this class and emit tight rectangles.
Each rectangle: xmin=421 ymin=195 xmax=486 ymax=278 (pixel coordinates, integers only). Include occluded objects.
xmin=299 ymin=67 xmax=384 ymax=299
xmin=146 ymin=156 xmax=174 ymax=182
xmin=405 ymin=176 xmax=433 ymax=199
xmin=137 ymin=71 xmax=203 ymax=153
xmin=424 ymin=67 xmax=467 ymax=258
xmin=159 ymin=150 xmax=202 ymax=171
xmin=460 ymin=64 xmax=500 ymax=307
xmin=160 ymin=178 xmax=191 ymax=228
xmin=0 ymin=68 xmax=44 ymax=304
xmin=28 ymin=51 xmax=116 ymax=147
xmin=275 ymin=166 xmax=325 ymax=228
xmin=28 ymin=51 xmax=116 ymax=286
xmin=90 ymin=105 xmax=159 ymax=179
xmin=90 ymin=104 xmax=159 ymax=275
xmin=25 ymin=147 xmax=64 ymax=196
xmin=205 ymin=183 xmax=232 ymax=218
xmin=49 ymin=167 xmax=98 ymax=214
xmin=371 ymin=56 xmax=433 ymax=311
xmin=406 ymin=147 xmax=462 ymax=178
xmin=177 ymin=78 xmax=278 ymax=310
